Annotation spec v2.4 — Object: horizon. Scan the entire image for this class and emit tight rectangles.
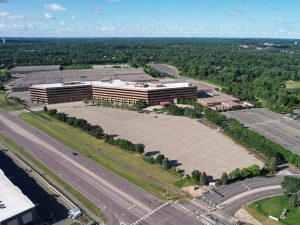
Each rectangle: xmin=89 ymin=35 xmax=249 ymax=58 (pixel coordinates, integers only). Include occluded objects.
xmin=2 ymin=37 xmax=300 ymax=41
xmin=0 ymin=0 xmax=300 ymax=39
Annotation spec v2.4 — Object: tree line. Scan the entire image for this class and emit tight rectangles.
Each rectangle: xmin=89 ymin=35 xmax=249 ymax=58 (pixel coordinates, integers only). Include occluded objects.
xmin=0 ymin=69 xmax=11 ymax=90
xmin=1 ymin=38 xmax=299 ymax=113
xmin=202 ymin=107 xmax=300 ymax=169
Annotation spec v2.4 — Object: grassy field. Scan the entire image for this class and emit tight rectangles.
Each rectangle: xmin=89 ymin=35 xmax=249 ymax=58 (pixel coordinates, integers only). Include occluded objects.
xmin=0 ymin=132 xmax=105 ymax=221
xmin=245 ymin=195 xmax=300 ymax=225
xmin=19 ymin=112 xmax=187 ymax=200
xmin=0 ymin=92 xmax=26 ymax=111
xmin=286 ymin=80 xmax=300 ymax=89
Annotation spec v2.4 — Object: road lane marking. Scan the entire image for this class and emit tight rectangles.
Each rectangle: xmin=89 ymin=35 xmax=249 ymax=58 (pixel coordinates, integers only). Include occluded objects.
xmin=130 ymin=202 xmax=170 ymax=225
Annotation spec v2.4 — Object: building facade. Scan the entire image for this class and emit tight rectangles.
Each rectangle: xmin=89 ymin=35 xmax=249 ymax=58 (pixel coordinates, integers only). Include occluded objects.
xmin=29 ymin=81 xmax=92 ymax=104
xmin=30 ymin=80 xmax=197 ymax=106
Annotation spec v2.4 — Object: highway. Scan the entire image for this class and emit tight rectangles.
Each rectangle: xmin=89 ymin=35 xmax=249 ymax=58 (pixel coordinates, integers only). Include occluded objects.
xmin=0 ymin=109 xmax=202 ymax=225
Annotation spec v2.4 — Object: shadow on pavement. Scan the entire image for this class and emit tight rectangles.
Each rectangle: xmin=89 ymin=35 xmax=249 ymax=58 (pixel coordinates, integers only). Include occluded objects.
xmin=0 ymin=151 xmax=69 ymax=224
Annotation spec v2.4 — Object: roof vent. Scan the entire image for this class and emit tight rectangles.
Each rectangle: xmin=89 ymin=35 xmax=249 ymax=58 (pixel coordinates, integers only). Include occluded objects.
xmin=0 ymin=201 xmax=6 ymax=209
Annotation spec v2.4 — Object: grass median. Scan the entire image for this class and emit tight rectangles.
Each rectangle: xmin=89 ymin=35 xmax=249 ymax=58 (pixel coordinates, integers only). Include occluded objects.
xmin=19 ymin=111 xmax=187 ymax=200
xmin=0 ymin=132 xmax=105 ymax=221
xmin=0 ymin=92 xmax=25 ymax=111
xmin=245 ymin=195 xmax=300 ymax=225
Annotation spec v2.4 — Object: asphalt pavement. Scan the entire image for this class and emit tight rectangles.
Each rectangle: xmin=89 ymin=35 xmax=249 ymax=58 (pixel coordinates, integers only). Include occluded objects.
xmin=0 ymin=109 xmax=202 ymax=225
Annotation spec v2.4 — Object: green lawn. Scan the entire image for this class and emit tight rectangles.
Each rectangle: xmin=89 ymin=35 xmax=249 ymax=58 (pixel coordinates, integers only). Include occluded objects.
xmin=19 ymin=112 xmax=188 ymax=200
xmin=286 ymin=80 xmax=300 ymax=89
xmin=245 ymin=195 xmax=300 ymax=225
xmin=0 ymin=92 xmax=26 ymax=111
xmin=0 ymin=132 xmax=105 ymax=221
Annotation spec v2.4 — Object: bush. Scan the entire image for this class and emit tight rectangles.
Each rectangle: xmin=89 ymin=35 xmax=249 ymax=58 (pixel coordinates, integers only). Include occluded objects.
xmin=48 ymin=109 xmax=57 ymax=116
xmin=191 ymin=170 xmax=201 ymax=182
xmin=143 ymin=156 xmax=156 ymax=164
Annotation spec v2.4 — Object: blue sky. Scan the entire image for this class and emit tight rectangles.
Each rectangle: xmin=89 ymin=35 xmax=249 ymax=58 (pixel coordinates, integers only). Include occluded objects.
xmin=0 ymin=0 xmax=299 ymax=38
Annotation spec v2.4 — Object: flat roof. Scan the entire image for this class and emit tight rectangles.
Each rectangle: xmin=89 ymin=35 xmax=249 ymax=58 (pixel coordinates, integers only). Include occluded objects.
xmin=0 ymin=169 xmax=35 ymax=222
xmin=30 ymin=79 xmax=193 ymax=91
xmin=10 ymin=65 xmax=61 ymax=73
xmin=198 ymin=92 xmax=239 ymax=104
xmin=10 ymin=67 xmax=156 ymax=88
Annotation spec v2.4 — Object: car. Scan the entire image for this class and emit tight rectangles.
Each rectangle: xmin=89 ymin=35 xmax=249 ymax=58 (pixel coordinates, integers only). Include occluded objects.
xmin=86 ymin=221 xmax=96 ymax=225
xmin=72 ymin=152 xmax=78 ymax=155
xmin=68 ymin=208 xmax=82 ymax=218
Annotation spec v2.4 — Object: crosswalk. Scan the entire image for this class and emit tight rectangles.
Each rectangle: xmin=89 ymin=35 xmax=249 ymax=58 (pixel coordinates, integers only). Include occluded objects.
xmin=130 ymin=202 xmax=169 ymax=225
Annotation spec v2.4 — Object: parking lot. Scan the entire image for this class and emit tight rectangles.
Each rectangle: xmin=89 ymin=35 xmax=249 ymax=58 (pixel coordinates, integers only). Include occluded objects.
xmin=61 ymin=106 xmax=262 ymax=178
xmin=223 ymin=108 xmax=300 ymax=156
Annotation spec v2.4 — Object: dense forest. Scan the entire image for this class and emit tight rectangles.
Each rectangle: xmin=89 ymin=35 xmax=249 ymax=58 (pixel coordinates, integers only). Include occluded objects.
xmin=1 ymin=38 xmax=300 ymax=112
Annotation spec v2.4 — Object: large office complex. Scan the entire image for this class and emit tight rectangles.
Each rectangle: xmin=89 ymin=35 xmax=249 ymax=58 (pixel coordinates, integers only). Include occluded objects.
xmin=0 ymin=169 xmax=37 ymax=225
xmin=29 ymin=79 xmax=197 ymax=106
xmin=30 ymin=81 xmax=93 ymax=104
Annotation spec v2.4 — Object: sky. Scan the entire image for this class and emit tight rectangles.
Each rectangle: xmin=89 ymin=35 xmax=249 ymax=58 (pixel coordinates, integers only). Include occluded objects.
xmin=0 ymin=0 xmax=299 ymax=38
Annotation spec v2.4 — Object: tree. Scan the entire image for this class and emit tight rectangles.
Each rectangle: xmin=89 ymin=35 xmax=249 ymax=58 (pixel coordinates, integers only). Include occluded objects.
xmin=104 ymin=134 xmax=112 ymax=143
xmin=191 ymin=170 xmax=201 ymax=182
xmin=221 ymin=173 xmax=229 ymax=185
xmin=155 ymin=154 xmax=165 ymax=165
xmin=135 ymin=143 xmax=145 ymax=154
xmin=249 ymin=164 xmax=261 ymax=177
xmin=95 ymin=127 xmax=104 ymax=139
xmin=48 ymin=109 xmax=57 ymax=116
xmin=266 ymin=157 xmax=277 ymax=174
xmin=162 ymin=158 xmax=171 ymax=170
xmin=281 ymin=176 xmax=300 ymax=194
xmin=0 ymin=82 xmax=4 ymax=90
xmin=133 ymin=100 xmax=144 ymax=111
xmin=200 ymin=172 xmax=208 ymax=186
xmin=290 ymin=191 xmax=300 ymax=207
xmin=229 ymin=168 xmax=241 ymax=181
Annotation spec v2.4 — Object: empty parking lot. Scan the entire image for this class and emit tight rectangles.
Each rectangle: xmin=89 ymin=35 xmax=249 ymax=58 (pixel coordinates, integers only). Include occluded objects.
xmin=223 ymin=108 xmax=300 ymax=156
xmin=61 ymin=106 xmax=262 ymax=177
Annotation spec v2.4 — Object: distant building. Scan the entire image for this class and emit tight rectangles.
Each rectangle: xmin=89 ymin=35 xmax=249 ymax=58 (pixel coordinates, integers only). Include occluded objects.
xmin=0 ymin=169 xmax=37 ymax=225
xmin=2 ymin=38 xmax=5 ymax=45
xmin=197 ymin=91 xmax=240 ymax=109
xmin=29 ymin=79 xmax=197 ymax=106
xmin=10 ymin=65 xmax=61 ymax=75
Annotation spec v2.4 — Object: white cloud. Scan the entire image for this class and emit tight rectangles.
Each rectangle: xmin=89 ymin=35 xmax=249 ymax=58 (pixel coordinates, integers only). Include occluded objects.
xmin=9 ymin=14 xmax=25 ymax=20
xmin=0 ymin=11 xmax=9 ymax=17
xmin=0 ymin=24 xmax=5 ymax=29
xmin=71 ymin=15 xmax=76 ymax=20
xmin=95 ymin=26 xmax=115 ymax=32
xmin=277 ymin=17 xmax=285 ymax=24
xmin=44 ymin=13 xmax=54 ymax=19
xmin=44 ymin=3 xmax=67 ymax=11
xmin=94 ymin=6 xmax=102 ymax=15
xmin=229 ymin=10 xmax=245 ymax=17
xmin=59 ymin=21 xmax=65 ymax=26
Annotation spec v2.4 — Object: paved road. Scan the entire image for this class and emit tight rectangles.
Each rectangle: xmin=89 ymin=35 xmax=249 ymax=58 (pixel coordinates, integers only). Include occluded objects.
xmin=0 ymin=110 xmax=202 ymax=225
xmin=221 ymin=188 xmax=284 ymax=216
xmin=197 ymin=167 xmax=300 ymax=217
xmin=200 ymin=176 xmax=284 ymax=207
